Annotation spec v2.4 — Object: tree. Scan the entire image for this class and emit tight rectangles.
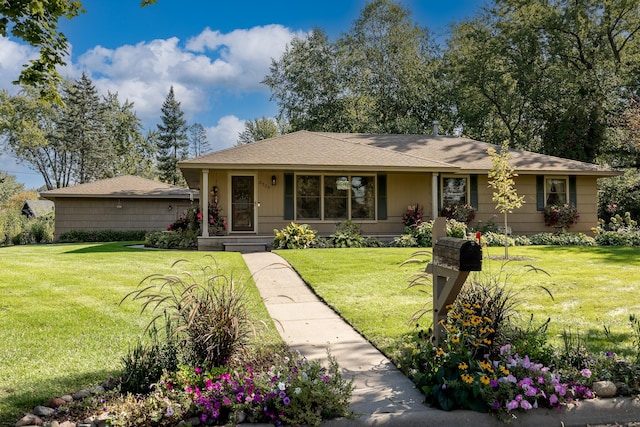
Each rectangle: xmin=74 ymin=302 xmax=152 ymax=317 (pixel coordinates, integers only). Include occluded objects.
xmin=188 ymin=123 xmax=210 ymax=157
xmin=487 ymin=141 xmax=525 ymax=259
xmin=0 ymin=172 xmax=24 ymax=205
xmin=263 ymin=0 xmax=440 ymax=134
xmin=59 ymin=73 xmax=107 ymax=184
xmin=103 ymin=92 xmax=157 ymax=178
xmin=156 ymin=87 xmax=188 ymax=185
xmin=237 ymin=117 xmax=278 ymax=145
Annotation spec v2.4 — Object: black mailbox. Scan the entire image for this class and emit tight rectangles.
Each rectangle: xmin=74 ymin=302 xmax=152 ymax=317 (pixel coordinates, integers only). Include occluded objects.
xmin=433 ymin=237 xmax=482 ymax=271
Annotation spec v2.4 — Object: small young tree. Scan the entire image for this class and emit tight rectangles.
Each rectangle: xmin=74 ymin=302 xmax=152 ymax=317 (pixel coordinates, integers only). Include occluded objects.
xmin=487 ymin=141 xmax=525 ymax=258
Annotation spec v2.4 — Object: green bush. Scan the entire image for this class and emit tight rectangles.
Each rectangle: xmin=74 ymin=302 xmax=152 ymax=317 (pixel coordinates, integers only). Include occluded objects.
xmin=144 ymin=230 xmax=197 ymax=249
xmin=529 ymin=232 xmax=596 ymax=246
xmin=120 ymin=319 xmax=179 ymax=394
xmin=30 ymin=217 xmax=54 ymax=243
xmin=273 ymin=222 xmax=317 ymax=249
xmin=59 ymin=229 xmax=147 ymax=243
xmin=409 ymin=219 xmax=468 ymax=247
xmin=595 ymin=231 xmax=640 ymax=246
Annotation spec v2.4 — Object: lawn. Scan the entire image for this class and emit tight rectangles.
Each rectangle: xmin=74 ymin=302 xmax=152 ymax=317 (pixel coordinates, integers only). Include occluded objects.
xmin=0 ymin=242 xmax=280 ymax=426
xmin=277 ymin=246 xmax=640 ymax=358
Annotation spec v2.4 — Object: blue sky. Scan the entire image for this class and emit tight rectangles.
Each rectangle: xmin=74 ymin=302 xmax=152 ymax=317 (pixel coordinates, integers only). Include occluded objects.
xmin=1 ymin=0 xmax=485 ymax=189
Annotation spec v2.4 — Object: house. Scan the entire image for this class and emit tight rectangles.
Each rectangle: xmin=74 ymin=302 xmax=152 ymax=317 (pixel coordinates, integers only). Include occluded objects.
xmin=21 ymin=199 xmax=54 ymax=219
xmin=178 ymin=131 xmax=619 ymax=251
xmin=41 ymin=175 xmax=198 ymax=240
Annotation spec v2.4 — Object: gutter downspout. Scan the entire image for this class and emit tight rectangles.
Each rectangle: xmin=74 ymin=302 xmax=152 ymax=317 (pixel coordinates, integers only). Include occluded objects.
xmin=432 ymin=172 xmax=439 ymax=220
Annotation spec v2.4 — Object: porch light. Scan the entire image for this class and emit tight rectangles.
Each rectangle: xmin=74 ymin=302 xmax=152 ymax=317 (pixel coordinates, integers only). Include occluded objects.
xmin=272 ymin=175 xmax=277 ymax=186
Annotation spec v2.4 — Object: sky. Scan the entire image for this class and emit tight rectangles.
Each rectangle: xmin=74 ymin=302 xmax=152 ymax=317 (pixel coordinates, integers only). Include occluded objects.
xmin=0 ymin=0 xmax=485 ymax=189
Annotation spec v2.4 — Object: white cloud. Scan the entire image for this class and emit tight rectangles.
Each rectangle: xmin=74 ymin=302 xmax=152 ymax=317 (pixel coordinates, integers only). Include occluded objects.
xmin=205 ymin=116 xmax=246 ymax=151
xmin=70 ymin=24 xmax=304 ymax=129
xmin=0 ymin=37 xmax=38 ymax=95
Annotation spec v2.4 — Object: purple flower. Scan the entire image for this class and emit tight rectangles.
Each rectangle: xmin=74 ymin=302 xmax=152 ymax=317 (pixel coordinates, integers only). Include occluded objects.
xmin=283 ymin=396 xmax=291 ymax=405
xmin=520 ymin=400 xmax=533 ymax=410
xmin=195 ymin=366 xmax=202 ymax=374
xmin=166 ymin=407 xmax=174 ymax=416
xmin=581 ymin=369 xmax=592 ymax=378
xmin=492 ymin=401 xmax=500 ymax=409
xmin=524 ymin=386 xmax=538 ymax=397
xmin=549 ymin=394 xmax=559 ymax=405
xmin=490 ymin=379 xmax=499 ymax=388
xmin=506 ymin=400 xmax=519 ymax=411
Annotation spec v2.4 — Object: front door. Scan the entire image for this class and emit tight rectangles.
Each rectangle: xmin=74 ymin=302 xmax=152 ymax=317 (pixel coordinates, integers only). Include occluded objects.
xmin=231 ymin=176 xmax=255 ymax=232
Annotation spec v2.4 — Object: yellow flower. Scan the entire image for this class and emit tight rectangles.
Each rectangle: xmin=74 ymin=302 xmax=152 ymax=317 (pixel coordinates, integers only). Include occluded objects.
xmin=464 ymin=308 xmax=474 ymax=314
xmin=483 ymin=338 xmax=492 ymax=345
xmin=480 ymin=360 xmax=491 ymax=370
xmin=438 ymin=318 xmax=446 ymax=325
xmin=448 ymin=326 xmax=458 ymax=333
xmin=445 ymin=304 xmax=454 ymax=310
xmin=451 ymin=336 xmax=460 ymax=343
xmin=480 ymin=375 xmax=490 ymax=385
xmin=461 ymin=373 xmax=474 ymax=384
xmin=462 ymin=320 xmax=471 ymax=327
xmin=471 ymin=315 xmax=482 ymax=326
xmin=458 ymin=362 xmax=469 ymax=370
xmin=452 ymin=313 xmax=461 ymax=320
xmin=484 ymin=316 xmax=493 ymax=323
xmin=473 ymin=303 xmax=482 ymax=309
xmin=436 ymin=348 xmax=445 ymax=356
xmin=500 ymin=366 xmax=510 ymax=375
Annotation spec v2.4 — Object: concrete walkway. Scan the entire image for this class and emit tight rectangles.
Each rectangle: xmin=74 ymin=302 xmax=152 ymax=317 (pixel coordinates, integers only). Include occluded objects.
xmin=242 ymin=252 xmax=640 ymax=426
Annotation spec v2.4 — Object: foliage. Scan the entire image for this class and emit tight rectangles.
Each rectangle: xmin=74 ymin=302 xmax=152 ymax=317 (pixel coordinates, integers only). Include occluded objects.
xmin=237 ymin=116 xmax=279 ymax=145
xmin=327 ymin=220 xmax=366 ymax=248
xmin=58 ymin=229 xmax=147 ymax=243
xmin=528 ymin=232 xmax=596 ymax=246
xmin=144 ymin=230 xmax=197 ymax=249
xmin=0 ymin=79 xmax=153 ymax=190
xmin=273 ymin=222 xmax=317 ymax=249
xmin=120 ymin=318 xmax=179 ymax=394
xmin=391 ymin=233 xmax=418 ymax=247
xmin=402 ymin=203 xmax=425 ymax=229
xmin=156 ymin=86 xmax=189 ymax=186
xmin=480 ymin=232 xmax=530 ymax=247
xmin=0 ymin=171 xmax=25 ymax=204
xmin=543 ymin=204 xmax=580 ymax=231
xmin=407 ymin=219 xmax=467 ymax=247
xmin=0 ymin=0 xmax=83 ymax=101
xmin=440 ymin=203 xmax=476 ymax=224
xmin=153 ymin=352 xmax=353 ymax=427
xmin=264 ymin=0 xmax=441 ymax=134
xmin=188 ymin=123 xmax=210 ymax=157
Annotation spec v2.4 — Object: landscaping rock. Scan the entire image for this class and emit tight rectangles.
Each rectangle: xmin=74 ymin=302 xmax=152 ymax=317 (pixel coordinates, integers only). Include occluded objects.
xmin=615 ymin=381 xmax=631 ymax=396
xmin=89 ymin=386 xmax=104 ymax=395
xmin=15 ymin=413 xmax=42 ymax=426
xmin=33 ymin=406 xmax=55 ymax=417
xmin=592 ymin=380 xmax=617 ymax=398
xmin=60 ymin=395 xmax=73 ymax=403
xmin=72 ymin=390 xmax=90 ymax=400
xmin=59 ymin=422 xmax=76 ymax=427
xmin=48 ymin=398 xmax=67 ymax=408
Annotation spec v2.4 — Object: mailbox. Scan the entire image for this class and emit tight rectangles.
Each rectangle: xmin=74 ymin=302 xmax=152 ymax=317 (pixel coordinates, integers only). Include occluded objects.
xmin=433 ymin=237 xmax=482 ymax=271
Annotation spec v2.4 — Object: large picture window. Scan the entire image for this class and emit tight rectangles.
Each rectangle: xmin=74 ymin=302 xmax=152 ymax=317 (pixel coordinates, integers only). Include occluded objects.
xmin=442 ymin=176 xmax=468 ymax=207
xmin=295 ymin=174 xmax=376 ymax=221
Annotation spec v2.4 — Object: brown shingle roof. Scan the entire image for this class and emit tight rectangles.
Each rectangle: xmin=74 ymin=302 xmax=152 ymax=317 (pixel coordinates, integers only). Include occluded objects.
xmin=179 ymin=130 xmax=618 ymax=176
xmin=40 ymin=175 xmax=198 ymax=199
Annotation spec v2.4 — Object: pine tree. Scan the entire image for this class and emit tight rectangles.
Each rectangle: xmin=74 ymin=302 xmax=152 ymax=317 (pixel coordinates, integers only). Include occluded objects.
xmin=156 ymin=87 xmax=188 ymax=185
xmin=59 ymin=73 xmax=108 ymax=184
xmin=188 ymin=123 xmax=210 ymax=157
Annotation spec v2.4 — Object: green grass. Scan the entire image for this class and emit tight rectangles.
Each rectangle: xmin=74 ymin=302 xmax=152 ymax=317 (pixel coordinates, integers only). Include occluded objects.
xmin=277 ymin=246 xmax=640 ymax=358
xmin=0 ymin=242 xmax=280 ymax=426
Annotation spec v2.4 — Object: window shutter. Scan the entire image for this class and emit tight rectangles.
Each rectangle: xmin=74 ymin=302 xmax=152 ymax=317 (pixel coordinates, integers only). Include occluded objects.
xmin=377 ymin=174 xmax=387 ymax=220
xmin=470 ymin=174 xmax=478 ymax=209
xmin=536 ymin=175 xmax=545 ymax=211
xmin=569 ymin=175 xmax=577 ymax=207
xmin=284 ymin=173 xmax=294 ymax=220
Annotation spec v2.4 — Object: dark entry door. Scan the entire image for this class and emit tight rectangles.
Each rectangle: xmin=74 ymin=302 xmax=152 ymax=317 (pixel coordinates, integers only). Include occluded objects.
xmin=231 ymin=176 xmax=255 ymax=232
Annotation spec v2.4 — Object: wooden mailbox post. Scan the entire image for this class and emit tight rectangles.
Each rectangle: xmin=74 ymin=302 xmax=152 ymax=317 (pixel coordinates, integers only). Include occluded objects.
xmin=426 ymin=217 xmax=482 ymax=345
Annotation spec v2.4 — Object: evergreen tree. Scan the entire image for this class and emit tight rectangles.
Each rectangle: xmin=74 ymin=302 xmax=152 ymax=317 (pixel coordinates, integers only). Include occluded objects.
xmin=156 ymin=87 xmax=189 ymax=185
xmin=59 ymin=73 xmax=107 ymax=184
xmin=237 ymin=117 xmax=279 ymax=145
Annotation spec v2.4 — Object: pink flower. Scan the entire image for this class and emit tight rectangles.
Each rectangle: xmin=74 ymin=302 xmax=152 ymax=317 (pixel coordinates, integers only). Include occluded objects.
xmin=549 ymin=394 xmax=559 ymax=405
xmin=581 ymin=369 xmax=592 ymax=378
xmin=506 ymin=400 xmax=519 ymax=411
xmin=520 ymin=400 xmax=533 ymax=410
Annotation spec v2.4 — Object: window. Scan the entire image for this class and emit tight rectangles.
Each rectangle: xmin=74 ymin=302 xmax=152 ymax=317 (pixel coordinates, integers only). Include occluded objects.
xmin=545 ymin=177 xmax=567 ymax=206
xmin=294 ymin=174 xmax=376 ymax=221
xmin=296 ymin=175 xmax=321 ymax=219
xmin=442 ymin=176 xmax=468 ymax=207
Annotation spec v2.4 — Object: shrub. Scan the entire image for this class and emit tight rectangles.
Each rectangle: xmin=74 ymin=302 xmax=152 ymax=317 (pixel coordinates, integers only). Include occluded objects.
xmin=144 ymin=230 xmax=198 ymax=249
xmin=529 ymin=232 xmax=596 ymax=246
xmin=273 ymin=222 xmax=317 ymax=249
xmin=440 ymin=203 xmax=476 ymax=224
xmin=30 ymin=217 xmax=54 ymax=243
xmin=402 ymin=203 xmax=424 ymax=229
xmin=543 ymin=204 xmax=579 ymax=231
xmin=392 ymin=234 xmax=418 ymax=247
xmin=59 ymin=229 xmax=147 ymax=243
xmin=121 ymin=259 xmax=254 ymax=370
xmin=120 ymin=318 xmax=179 ymax=394
xmin=327 ymin=220 xmax=365 ymax=248
xmin=410 ymin=219 xmax=468 ymax=247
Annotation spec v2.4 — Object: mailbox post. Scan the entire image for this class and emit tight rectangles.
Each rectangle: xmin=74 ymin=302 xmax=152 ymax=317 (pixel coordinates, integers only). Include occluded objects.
xmin=427 ymin=217 xmax=482 ymax=345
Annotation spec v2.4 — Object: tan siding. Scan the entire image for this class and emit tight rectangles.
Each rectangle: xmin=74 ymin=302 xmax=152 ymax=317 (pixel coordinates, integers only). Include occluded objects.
xmin=52 ymin=197 xmax=197 ymax=240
